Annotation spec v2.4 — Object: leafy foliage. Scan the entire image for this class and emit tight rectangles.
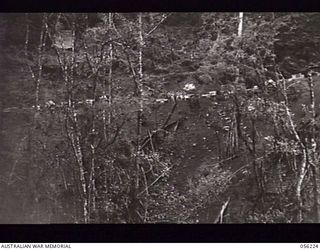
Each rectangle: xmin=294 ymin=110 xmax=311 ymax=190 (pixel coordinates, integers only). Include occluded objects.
xmin=1 ymin=12 xmax=320 ymax=223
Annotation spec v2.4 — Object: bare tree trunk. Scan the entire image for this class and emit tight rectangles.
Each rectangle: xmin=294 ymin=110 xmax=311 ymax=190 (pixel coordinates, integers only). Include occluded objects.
xmin=132 ymin=13 xmax=145 ymax=222
xmin=127 ymin=13 xmax=146 ymax=223
xmin=280 ymin=76 xmax=308 ymax=222
xmin=108 ymin=13 xmax=113 ymax=127
xmin=87 ymin=65 xmax=99 ymax=222
xmin=296 ymin=149 xmax=308 ymax=222
xmin=71 ymin=113 xmax=89 ymax=223
xmin=214 ymin=197 xmax=230 ymax=224
xmin=238 ymin=12 xmax=244 ymax=37
xmin=88 ymin=144 xmax=97 ymax=222
xmin=35 ymin=15 xmax=46 ymax=108
xmin=25 ymin=13 xmax=46 ymax=110
xmin=307 ymin=74 xmax=320 ymax=222
xmin=45 ymin=14 xmax=90 ymax=223
xmin=23 ymin=13 xmax=47 ymax=223
xmin=102 ymin=13 xmax=114 ymax=215
xmin=103 ymin=13 xmax=114 ymax=141
xmin=71 ymin=15 xmax=90 ymax=224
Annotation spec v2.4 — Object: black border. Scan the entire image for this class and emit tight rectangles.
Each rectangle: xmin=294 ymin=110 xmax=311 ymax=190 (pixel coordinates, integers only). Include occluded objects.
xmin=1 ymin=0 xmax=320 ymax=244
xmin=0 ymin=0 xmax=319 ymax=12
xmin=0 ymin=224 xmax=320 ymax=242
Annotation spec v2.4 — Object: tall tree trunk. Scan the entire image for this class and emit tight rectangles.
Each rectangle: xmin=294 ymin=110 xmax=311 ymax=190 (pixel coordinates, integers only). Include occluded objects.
xmin=280 ymin=75 xmax=308 ymax=222
xmin=35 ymin=15 xmax=46 ymax=108
xmin=133 ymin=12 xmax=145 ymax=222
xmin=308 ymin=73 xmax=320 ymax=222
xmin=238 ymin=12 xmax=244 ymax=37
xmin=25 ymin=13 xmax=47 ymax=109
xmin=72 ymin=16 xmax=90 ymax=224
xmin=103 ymin=13 xmax=114 ymax=142
xmin=48 ymin=14 xmax=90 ymax=224
xmin=87 ymin=58 xmax=100 ymax=222
xmin=108 ymin=13 xmax=113 ymax=128
xmin=70 ymin=113 xmax=89 ymax=223
xmin=23 ymin=13 xmax=47 ymax=223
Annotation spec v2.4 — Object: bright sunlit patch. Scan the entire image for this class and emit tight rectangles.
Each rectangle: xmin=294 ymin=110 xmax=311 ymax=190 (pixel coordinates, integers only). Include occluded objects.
xmin=183 ymin=83 xmax=196 ymax=91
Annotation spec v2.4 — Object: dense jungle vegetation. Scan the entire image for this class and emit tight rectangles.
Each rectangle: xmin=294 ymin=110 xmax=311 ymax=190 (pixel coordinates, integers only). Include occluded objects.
xmin=1 ymin=13 xmax=320 ymax=223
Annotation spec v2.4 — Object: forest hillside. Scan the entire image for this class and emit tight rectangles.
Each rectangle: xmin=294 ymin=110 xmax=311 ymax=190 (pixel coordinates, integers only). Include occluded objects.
xmin=1 ymin=13 xmax=320 ymax=223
